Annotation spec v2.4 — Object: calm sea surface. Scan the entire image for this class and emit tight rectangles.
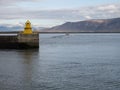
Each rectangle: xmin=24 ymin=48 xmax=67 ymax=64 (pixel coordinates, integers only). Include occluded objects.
xmin=0 ymin=33 xmax=120 ymax=90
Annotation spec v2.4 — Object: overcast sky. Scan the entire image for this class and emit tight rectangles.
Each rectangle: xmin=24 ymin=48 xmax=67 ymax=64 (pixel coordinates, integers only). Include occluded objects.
xmin=0 ymin=0 xmax=120 ymax=27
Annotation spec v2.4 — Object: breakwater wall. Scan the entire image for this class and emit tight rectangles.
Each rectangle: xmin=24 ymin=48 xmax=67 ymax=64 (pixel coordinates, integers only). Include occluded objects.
xmin=0 ymin=36 xmax=18 ymax=49
xmin=0 ymin=33 xmax=39 ymax=49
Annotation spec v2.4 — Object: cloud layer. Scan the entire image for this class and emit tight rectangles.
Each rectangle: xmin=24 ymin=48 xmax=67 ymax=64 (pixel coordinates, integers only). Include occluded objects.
xmin=0 ymin=0 xmax=120 ymax=26
xmin=1 ymin=4 xmax=119 ymax=19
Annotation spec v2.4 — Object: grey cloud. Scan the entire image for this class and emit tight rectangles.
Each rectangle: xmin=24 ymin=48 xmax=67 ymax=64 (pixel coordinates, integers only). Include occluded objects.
xmin=30 ymin=4 xmax=120 ymax=21
xmin=0 ymin=4 xmax=120 ymax=21
xmin=97 ymin=4 xmax=117 ymax=11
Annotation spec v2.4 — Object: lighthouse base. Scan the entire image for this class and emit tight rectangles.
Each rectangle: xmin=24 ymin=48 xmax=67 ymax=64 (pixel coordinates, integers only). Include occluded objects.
xmin=0 ymin=32 xmax=39 ymax=49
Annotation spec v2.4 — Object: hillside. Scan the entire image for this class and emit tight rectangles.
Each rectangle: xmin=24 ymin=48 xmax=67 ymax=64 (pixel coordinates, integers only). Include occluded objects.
xmin=0 ymin=17 xmax=120 ymax=32
xmin=46 ymin=18 xmax=120 ymax=32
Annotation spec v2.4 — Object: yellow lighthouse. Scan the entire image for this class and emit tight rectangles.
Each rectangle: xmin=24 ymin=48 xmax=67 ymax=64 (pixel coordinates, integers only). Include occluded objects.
xmin=23 ymin=20 xmax=33 ymax=34
xmin=17 ymin=20 xmax=39 ymax=48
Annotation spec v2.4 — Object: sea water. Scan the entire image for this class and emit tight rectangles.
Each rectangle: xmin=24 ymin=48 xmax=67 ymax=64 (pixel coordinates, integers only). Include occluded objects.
xmin=0 ymin=33 xmax=120 ymax=90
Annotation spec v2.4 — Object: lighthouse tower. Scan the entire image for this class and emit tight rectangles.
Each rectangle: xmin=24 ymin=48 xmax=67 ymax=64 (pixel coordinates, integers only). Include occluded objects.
xmin=17 ymin=20 xmax=39 ymax=48
xmin=23 ymin=20 xmax=33 ymax=34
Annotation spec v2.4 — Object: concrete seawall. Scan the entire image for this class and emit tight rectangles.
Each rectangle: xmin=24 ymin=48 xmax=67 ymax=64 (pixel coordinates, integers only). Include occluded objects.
xmin=0 ymin=34 xmax=39 ymax=49
xmin=0 ymin=35 xmax=18 ymax=49
xmin=18 ymin=32 xmax=39 ymax=49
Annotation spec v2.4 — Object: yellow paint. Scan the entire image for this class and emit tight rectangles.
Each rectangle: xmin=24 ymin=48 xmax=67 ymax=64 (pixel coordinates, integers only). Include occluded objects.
xmin=23 ymin=20 xmax=33 ymax=34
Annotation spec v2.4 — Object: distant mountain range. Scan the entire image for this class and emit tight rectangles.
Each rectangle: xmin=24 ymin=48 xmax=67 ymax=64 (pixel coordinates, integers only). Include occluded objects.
xmin=0 ymin=25 xmax=22 ymax=31
xmin=0 ymin=25 xmax=44 ymax=32
xmin=44 ymin=17 xmax=120 ymax=32
xmin=0 ymin=17 xmax=120 ymax=32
